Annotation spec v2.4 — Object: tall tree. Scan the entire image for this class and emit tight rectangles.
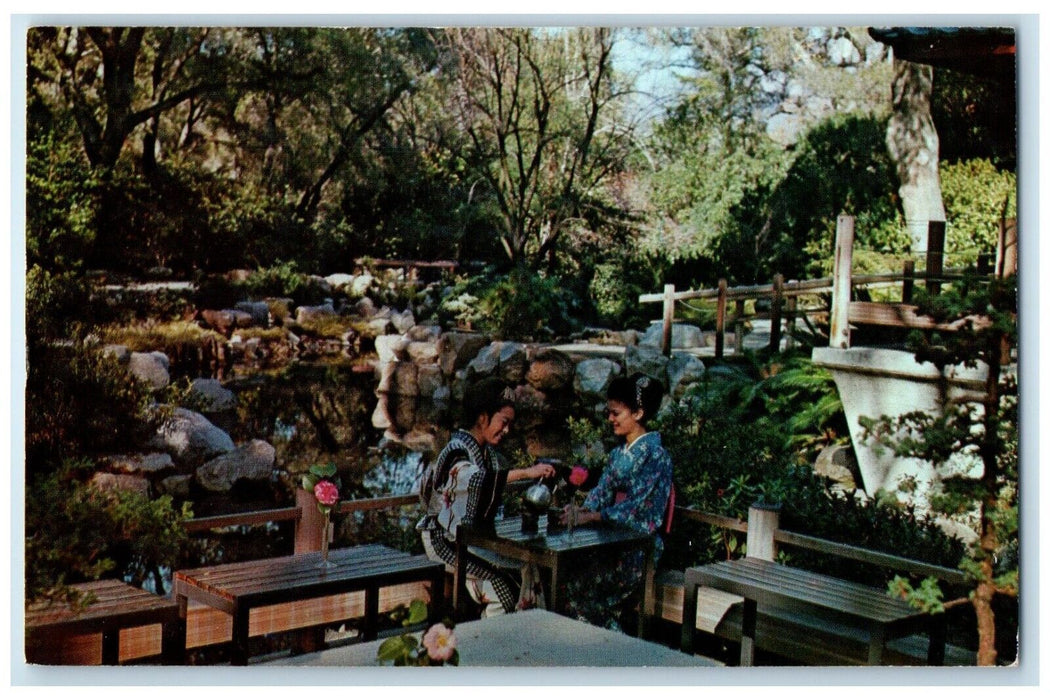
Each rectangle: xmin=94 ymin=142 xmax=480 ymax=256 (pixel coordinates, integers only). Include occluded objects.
xmin=885 ymin=59 xmax=946 ymax=253
xmin=443 ymin=28 xmax=631 ymax=269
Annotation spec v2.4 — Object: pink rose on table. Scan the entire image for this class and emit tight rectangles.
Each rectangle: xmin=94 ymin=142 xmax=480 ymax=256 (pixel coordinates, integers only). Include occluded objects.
xmin=422 ymin=623 xmax=457 ymax=662
xmin=569 ymin=466 xmax=588 ymax=487
xmin=313 ymin=479 xmax=339 ymax=506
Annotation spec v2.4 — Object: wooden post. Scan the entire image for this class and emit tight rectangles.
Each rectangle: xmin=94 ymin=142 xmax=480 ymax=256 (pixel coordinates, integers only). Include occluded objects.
xmin=746 ymin=503 xmax=780 ymax=562
xmin=294 ymin=488 xmax=324 ymax=554
xmin=829 ymin=215 xmax=855 ymax=348
xmin=997 ymin=217 xmax=1018 ymax=278
xmin=902 ymin=259 xmax=915 ymax=304
xmin=769 ymin=273 xmax=784 ymax=353
xmin=785 ymin=282 xmax=797 ymax=350
xmin=734 ymin=300 xmax=745 ymax=355
xmin=926 ymin=220 xmax=946 ymax=296
xmin=715 ymin=279 xmax=727 ymax=359
xmin=661 ymin=284 xmax=675 ymax=357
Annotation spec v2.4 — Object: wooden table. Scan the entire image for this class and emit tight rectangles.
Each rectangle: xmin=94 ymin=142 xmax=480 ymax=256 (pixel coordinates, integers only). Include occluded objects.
xmin=260 ymin=608 xmax=720 ymax=667
xmin=680 ymin=557 xmax=947 ymax=666
xmin=454 ymin=515 xmax=656 ymax=637
xmin=25 ymin=580 xmax=185 ymax=665
xmin=174 ymin=544 xmax=445 ymax=665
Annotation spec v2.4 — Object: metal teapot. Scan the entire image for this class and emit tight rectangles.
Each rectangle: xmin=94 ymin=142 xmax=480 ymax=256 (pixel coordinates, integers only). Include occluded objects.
xmin=523 ymin=481 xmax=552 ymax=510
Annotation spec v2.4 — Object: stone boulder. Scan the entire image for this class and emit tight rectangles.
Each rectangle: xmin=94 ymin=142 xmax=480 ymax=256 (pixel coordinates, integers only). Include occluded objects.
xmin=406 ymin=340 xmax=440 ymax=365
xmin=354 ymin=296 xmax=378 ymax=318
xmin=91 ymin=472 xmax=151 ymax=497
xmin=375 ymin=335 xmax=409 ymax=363
xmin=466 ymin=343 xmax=501 ymax=378
xmin=497 ymin=342 xmax=528 ymax=385
xmin=393 ymin=363 xmax=420 ymax=397
xmin=296 ymin=302 xmax=337 ymax=324
xmin=417 ymin=363 xmax=444 ymax=398
xmin=196 ymin=439 xmax=276 ymax=492
xmin=234 ymin=301 xmax=271 ymax=327
xmin=814 ymin=444 xmax=859 ymax=491
xmin=437 ymin=332 xmax=490 ymax=376
xmin=512 ymin=384 xmax=550 ymax=429
xmin=102 ymin=344 xmax=131 ymax=364
xmin=189 ymin=378 xmax=238 ymax=413
xmin=640 ymin=322 xmax=705 ymax=350
xmin=573 ymin=358 xmax=621 ymax=402
xmin=158 ymin=474 xmax=193 ymax=498
xmin=103 ymin=452 xmax=176 ymax=477
xmin=148 ymin=407 xmax=235 ymax=469
xmin=666 ymin=354 xmax=707 ymax=399
xmin=351 ymin=274 xmax=375 ymax=297
xmin=407 ymin=324 xmax=442 ymax=343
xmin=525 ymin=348 xmax=575 ymax=392
xmin=624 ymin=344 xmax=669 ymax=383
xmin=129 ymin=351 xmax=171 ymax=389
xmin=325 ymin=273 xmax=355 ymax=291
xmin=391 ymin=309 xmax=416 ymax=334
xmin=367 ymin=318 xmax=395 ymax=336
xmin=201 ymin=309 xmax=252 ymax=336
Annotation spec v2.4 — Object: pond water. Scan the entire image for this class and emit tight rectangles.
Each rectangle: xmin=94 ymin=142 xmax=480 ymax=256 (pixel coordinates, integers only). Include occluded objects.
xmin=191 ymin=360 xmax=573 ymax=518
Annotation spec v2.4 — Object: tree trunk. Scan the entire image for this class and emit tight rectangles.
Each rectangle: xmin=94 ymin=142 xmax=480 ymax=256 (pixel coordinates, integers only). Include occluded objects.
xmin=885 ymin=59 xmax=945 ymax=254
xmin=973 ymin=561 xmax=998 ymax=665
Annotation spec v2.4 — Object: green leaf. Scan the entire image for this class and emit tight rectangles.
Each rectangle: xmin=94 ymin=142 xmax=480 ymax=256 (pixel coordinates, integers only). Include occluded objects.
xmin=407 ymin=599 xmax=429 ymax=625
xmin=310 ymin=462 xmax=338 ymax=479
xmin=376 ymin=635 xmax=411 ymax=662
xmin=302 ymin=474 xmax=320 ymax=492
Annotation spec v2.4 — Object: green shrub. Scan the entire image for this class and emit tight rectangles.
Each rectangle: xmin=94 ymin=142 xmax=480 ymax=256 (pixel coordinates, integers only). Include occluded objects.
xmin=25 ymin=342 xmax=163 ymax=476
xmin=25 ymin=459 xmax=194 ymax=604
xmin=656 ymin=352 xmax=965 ymax=583
xmin=940 ymin=159 xmax=1017 ymax=268
xmin=438 ymin=267 xmax=578 ymax=340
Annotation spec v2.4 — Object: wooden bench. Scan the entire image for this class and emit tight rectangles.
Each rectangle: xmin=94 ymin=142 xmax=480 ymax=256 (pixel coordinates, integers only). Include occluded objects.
xmin=174 ymin=543 xmax=445 ymax=665
xmin=654 ymin=505 xmax=976 ymax=666
xmin=25 ymin=580 xmax=185 ymax=665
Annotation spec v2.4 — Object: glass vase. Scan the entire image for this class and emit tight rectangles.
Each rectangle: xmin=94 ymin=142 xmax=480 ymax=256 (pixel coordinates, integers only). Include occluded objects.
xmin=318 ymin=510 xmax=337 ymax=569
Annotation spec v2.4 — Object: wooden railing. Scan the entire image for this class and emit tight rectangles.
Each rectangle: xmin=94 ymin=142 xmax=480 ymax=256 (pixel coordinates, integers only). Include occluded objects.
xmin=639 ymin=215 xmax=1015 ymax=357
xmin=671 ymin=504 xmax=967 ymax=586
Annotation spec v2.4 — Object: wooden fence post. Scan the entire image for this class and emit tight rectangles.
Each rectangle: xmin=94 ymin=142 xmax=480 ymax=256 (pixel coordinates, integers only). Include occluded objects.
xmin=926 ymin=220 xmax=946 ymax=296
xmin=734 ymin=300 xmax=746 ymax=355
xmin=661 ymin=284 xmax=675 ymax=357
xmin=746 ymin=503 xmax=780 ymax=561
xmin=295 ymin=488 xmax=324 ymax=554
xmin=829 ymin=215 xmax=854 ymax=349
xmin=715 ymin=279 xmax=728 ymax=359
xmin=902 ymin=259 xmax=915 ymax=304
xmin=769 ymin=273 xmax=784 ymax=353
xmin=785 ymin=281 xmax=797 ymax=350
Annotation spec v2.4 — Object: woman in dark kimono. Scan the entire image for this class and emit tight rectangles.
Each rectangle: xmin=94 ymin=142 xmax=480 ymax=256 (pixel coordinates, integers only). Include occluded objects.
xmin=417 ymin=377 xmax=555 ymax=615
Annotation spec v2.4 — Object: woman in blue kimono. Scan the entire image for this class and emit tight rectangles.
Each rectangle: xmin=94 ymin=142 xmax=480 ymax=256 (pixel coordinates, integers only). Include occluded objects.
xmin=560 ymin=372 xmax=674 ymax=631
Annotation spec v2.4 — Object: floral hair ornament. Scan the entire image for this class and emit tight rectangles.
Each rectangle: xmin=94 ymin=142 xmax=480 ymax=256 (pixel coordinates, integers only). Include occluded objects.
xmin=634 ymin=375 xmax=651 ymax=409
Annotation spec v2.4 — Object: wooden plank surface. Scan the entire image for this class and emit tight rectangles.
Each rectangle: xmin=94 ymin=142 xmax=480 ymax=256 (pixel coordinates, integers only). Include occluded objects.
xmin=26 ymin=580 xmax=180 ymax=635
xmin=691 ymin=558 xmax=922 ymax=624
xmin=175 ymin=545 xmax=441 ymax=607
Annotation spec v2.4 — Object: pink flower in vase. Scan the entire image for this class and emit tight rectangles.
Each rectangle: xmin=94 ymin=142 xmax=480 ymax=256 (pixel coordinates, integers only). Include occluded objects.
xmin=314 ymin=479 xmax=340 ymax=507
xmin=569 ymin=466 xmax=589 ymax=487
xmin=422 ymin=623 xmax=457 ymax=662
